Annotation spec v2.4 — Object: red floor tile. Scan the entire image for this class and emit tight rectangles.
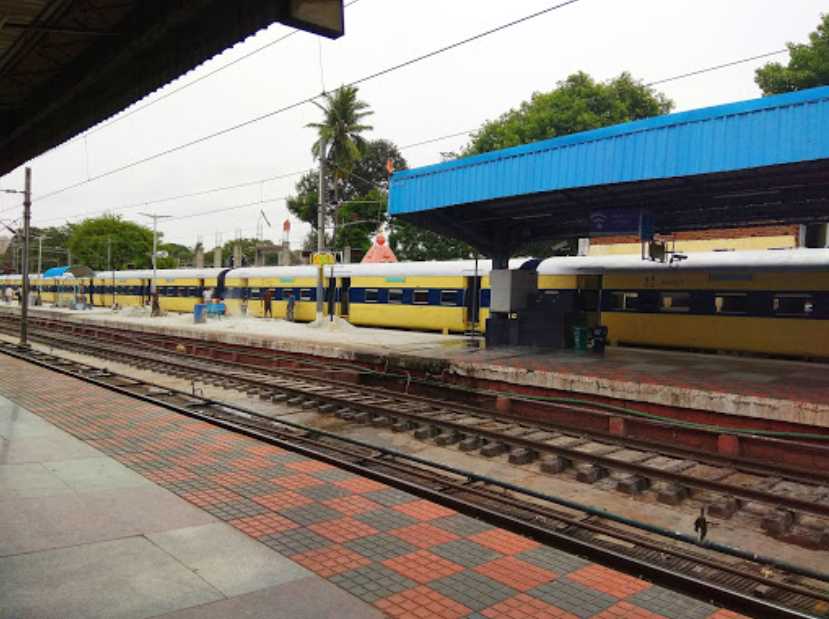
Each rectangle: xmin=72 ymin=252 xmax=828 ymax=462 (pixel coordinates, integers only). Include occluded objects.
xmin=567 ymin=564 xmax=651 ymax=599
xmin=333 ymin=477 xmax=389 ymax=494
xmin=481 ymin=593 xmax=578 ymax=618
xmin=309 ymin=517 xmax=379 ymax=543
xmin=383 ymin=550 xmax=464 ymax=584
xmin=375 ymin=585 xmax=472 ymax=619
xmin=469 ymin=528 xmax=540 ymax=555
xmin=322 ymin=494 xmax=381 ymax=516
xmin=592 ymin=601 xmax=668 ymax=619
xmin=292 ymin=544 xmax=371 ymax=577
xmin=393 ymin=499 xmax=457 ymax=521
xmin=271 ymin=473 xmax=325 ymax=490
xmin=285 ymin=459 xmax=335 ymax=473
xmin=250 ymin=489 xmax=314 ymax=511
xmin=474 ymin=556 xmax=556 ymax=591
xmin=389 ymin=523 xmax=460 ymax=549
xmin=229 ymin=513 xmax=298 ymax=538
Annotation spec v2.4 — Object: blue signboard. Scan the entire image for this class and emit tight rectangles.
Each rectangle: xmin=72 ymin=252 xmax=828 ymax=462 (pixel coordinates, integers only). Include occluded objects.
xmin=590 ymin=208 xmax=654 ymax=240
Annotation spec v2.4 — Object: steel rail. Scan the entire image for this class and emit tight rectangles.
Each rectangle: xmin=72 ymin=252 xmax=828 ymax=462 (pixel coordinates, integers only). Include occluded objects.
xmin=4 ymin=317 xmax=829 ymax=521
xmin=0 ymin=341 xmax=823 ymax=619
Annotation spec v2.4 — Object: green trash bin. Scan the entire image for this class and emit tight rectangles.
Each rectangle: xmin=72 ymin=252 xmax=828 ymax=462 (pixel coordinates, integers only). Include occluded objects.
xmin=572 ymin=326 xmax=589 ymax=352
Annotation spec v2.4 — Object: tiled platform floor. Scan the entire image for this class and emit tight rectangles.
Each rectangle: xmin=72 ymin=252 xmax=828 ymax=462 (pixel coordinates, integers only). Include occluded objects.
xmin=0 ymin=355 xmax=747 ymax=619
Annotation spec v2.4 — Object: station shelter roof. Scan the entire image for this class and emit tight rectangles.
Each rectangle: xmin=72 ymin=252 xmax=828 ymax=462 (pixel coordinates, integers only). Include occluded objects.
xmin=0 ymin=0 xmax=344 ymax=176
xmin=389 ymin=86 xmax=829 ymax=256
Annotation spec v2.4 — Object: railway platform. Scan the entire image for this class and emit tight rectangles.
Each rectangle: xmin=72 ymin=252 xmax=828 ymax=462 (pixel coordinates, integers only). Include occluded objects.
xmin=5 ymin=305 xmax=828 ymax=431
xmin=0 ymin=354 xmax=747 ymax=619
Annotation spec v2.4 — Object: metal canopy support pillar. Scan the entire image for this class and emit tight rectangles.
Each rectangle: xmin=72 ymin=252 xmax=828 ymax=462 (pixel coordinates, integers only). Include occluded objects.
xmin=316 ymin=138 xmax=327 ymax=323
xmin=20 ymin=167 xmax=31 ymax=348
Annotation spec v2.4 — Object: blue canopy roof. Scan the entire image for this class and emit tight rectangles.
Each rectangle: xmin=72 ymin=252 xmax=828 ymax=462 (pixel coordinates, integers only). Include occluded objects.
xmin=42 ymin=266 xmax=71 ymax=278
xmin=389 ymin=86 xmax=829 ymax=217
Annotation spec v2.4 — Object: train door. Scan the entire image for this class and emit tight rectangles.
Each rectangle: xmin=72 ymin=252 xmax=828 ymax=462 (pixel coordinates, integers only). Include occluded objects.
xmin=339 ymin=278 xmax=351 ymax=317
xmin=465 ymin=275 xmax=482 ymax=333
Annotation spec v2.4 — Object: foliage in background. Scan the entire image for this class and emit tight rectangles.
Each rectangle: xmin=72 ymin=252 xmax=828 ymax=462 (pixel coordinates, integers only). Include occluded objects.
xmin=288 ymin=139 xmax=407 ymax=252
xmin=395 ymin=72 xmax=673 ymax=260
xmin=2 ymin=225 xmax=73 ymax=273
xmin=66 ymin=215 xmax=153 ymax=270
xmin=465 ymin=72 xmax=673 ymax=156
xmin=756 ymin=14 xmax=829 ymax=95
xmin=157 ymin=243 xmax=194 ymax=269
xmin=388 ymin=218 xmax=474 ymax=262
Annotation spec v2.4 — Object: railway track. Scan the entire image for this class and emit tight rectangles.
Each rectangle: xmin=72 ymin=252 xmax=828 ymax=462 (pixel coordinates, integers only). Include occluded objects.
xmin=2 ymin=312 xmax=829 ymax=547
xmin=1 ymin=339 xmax=828 ymax=618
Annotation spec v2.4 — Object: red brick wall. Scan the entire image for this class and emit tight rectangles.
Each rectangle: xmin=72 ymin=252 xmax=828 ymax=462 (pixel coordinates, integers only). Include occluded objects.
xmin=590 ymin=225 xmax=799 ymax=245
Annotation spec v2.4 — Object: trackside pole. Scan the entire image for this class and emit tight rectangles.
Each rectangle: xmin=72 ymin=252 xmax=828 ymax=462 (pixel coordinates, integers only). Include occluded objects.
xmin=20 ymin=167 xmax=31 ymax=348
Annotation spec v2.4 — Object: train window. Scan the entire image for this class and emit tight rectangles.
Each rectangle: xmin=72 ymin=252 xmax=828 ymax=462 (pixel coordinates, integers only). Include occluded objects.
xmin=660 ymin=292 xmax=690 ymax=312
xmin=388 ymin=289 xmax=403 ymax=304
xmin=364 ymin=289 xmax=379 ymax=303
xmin=606 ymin=291 xmax=638 ymax=311
xmin=299 ymin=289 xmax=312 ymax=301
xmin=413 ymin=289 xmax=429 ymax=305
xmin=773 ymin=294 xmax=814 ymax=317
xmin=715 ymin=293 xmax=748 ymax=314
xmin=440 ymin=290 xmax=457 ymax=306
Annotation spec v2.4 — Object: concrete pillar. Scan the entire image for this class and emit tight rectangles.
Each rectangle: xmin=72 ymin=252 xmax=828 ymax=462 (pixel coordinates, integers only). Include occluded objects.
xmin=195 ymin=247 xmax=204 ymax=268
xmin=254 ymin=248 xmax=265 ymax=267
xmin=279 ymin=242 xmax=291 ymax=266
xmin=343 ymin=246 xmax=351 ymax=264
xmin=233 ymin=244 xmax=242 ymax=268
xmin=213 ymin=247 xmax=222 ymax=268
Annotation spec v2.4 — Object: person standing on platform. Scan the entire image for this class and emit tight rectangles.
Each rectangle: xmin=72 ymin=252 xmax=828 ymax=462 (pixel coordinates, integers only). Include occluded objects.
xmin=151 ymin=291 xmax=161 ymax=317
xmin=694 ymin=507 xmax=709 ymax=542
xmin=4 ymin=286 xmax=12 ymax=304
xmin=262 ymin=289 xmax=273 ymax=318
xmin=202 ymin=287 xmax=211 ymax=305
xmin=286 ymin=291 xmax=295 ymax=322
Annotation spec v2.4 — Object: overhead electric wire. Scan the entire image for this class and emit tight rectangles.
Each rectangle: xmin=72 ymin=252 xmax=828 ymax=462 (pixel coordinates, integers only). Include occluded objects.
xmin=645 ymin=48 xmax=787 ymax=87
xmin=38 ymin=0 xmax=367 ymax=152
xmin=33 ymin=168 xmax=310 ymax=226
xmin=34 ymin=0 xmax=582 ymax=202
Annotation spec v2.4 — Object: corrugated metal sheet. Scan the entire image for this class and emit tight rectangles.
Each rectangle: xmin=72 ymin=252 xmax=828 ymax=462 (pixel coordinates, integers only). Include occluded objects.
xmin=389 ymin=86 xmax=829 ymax=216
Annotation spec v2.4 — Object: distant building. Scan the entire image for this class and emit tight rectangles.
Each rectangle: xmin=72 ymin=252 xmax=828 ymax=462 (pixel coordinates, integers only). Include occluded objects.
xmin=586 ymin=225 xmax=801 ymax=256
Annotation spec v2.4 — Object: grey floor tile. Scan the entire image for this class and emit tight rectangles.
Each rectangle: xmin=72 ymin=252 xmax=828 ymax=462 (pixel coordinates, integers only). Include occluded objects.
xmin=152 ymin=575 xmax=384 ymax=619
xmin=0 ymin=536 xmax=223 ymax=619
xmin=149 ymin=522 xmax=311 ymax=597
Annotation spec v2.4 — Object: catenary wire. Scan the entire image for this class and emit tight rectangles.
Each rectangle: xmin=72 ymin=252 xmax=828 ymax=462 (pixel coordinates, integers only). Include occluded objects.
xmin=33 ymin=0 xmax=582 ymax=202
xmin=30 ymin=45 xmax=790 ymax=228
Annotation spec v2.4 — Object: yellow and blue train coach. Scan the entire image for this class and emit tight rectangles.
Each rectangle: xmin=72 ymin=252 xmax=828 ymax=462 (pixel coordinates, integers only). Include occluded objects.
xmin=223 ymin=266 xmax=320 ymax=321
xmin=537 ymin=249 xmax=829 ymax=359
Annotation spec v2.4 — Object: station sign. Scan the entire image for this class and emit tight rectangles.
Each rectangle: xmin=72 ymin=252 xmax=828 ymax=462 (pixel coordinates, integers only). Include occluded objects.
xmin=312 ymin=252 xmax=336 ymax=266
xmin=590 ymin=208 xmax=654 ymax=240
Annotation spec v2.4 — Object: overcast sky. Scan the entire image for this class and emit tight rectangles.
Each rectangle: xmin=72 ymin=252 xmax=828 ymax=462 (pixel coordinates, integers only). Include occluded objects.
xmin=1 ymin=0 xmax=825 ymax=250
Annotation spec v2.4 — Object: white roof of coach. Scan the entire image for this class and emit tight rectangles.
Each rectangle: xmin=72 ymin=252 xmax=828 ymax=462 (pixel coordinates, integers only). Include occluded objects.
xmin=95 ymin=268 xmax=224 ymax=281
xmin=538 ymin=248 xmax=829 ymax=275
xmin=333 ymin=258 xmax=532 ymax=278
xmin=226 ymin=266 xmax=319 ymax=279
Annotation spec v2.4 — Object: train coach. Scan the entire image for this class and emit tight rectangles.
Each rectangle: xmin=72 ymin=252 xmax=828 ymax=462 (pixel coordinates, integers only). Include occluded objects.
xmin=3 ymin=246 xmax=827 ymax=360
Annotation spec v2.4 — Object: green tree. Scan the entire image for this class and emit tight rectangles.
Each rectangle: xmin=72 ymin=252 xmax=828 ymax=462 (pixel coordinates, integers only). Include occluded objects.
xmin=287 ymin=139 xmax=408 ymax=252
xmin=465 ymin=72 xmax=673 ymax=155
xmin=388 ymin=218 xmax=474 ymax=262
xmin=307 ymin=85 xmax=374 ymax=187
xmin=157 ymin=243 xmax=194 ymax=269
xmin=67 ymin=215 xmax=153 ymax=270
xmin=756 ymin=14 xmax=829 ymax=95
xmin=206 ymin=238 xmax=276 ymax=267
xmin=2 ymin=224 xmax=73 ymax=272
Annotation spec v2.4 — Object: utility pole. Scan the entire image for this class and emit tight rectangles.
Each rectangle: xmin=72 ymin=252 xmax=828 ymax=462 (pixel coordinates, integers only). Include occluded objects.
xmin=20 ymin=167 xmax=31 ymax=348
xmin=316 ymin=138 xmax=327 ymax=323
xmin=139 ymin=212 xmax=171 ymax=294
xmin=37 ymin=236 xmax=42 ymax=274
xmin=107 ymin=236 xmax=114 ymax=308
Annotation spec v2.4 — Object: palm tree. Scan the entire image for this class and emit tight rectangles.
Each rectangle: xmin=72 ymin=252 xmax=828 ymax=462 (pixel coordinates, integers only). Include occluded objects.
xmin=307 ymin=86 xmax=374 ymax=241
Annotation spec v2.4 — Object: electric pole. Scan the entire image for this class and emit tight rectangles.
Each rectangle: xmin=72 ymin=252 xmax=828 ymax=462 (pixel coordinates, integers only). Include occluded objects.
xmin=139 ymin=212 xmax=171 ymax=294
xmin=316 ymin=138 xmax=327 ymax=323
xmin=37 ymin=236 xmax=42 ymax=274
xmin=20 ymin=167 xmax=31 ymax=348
